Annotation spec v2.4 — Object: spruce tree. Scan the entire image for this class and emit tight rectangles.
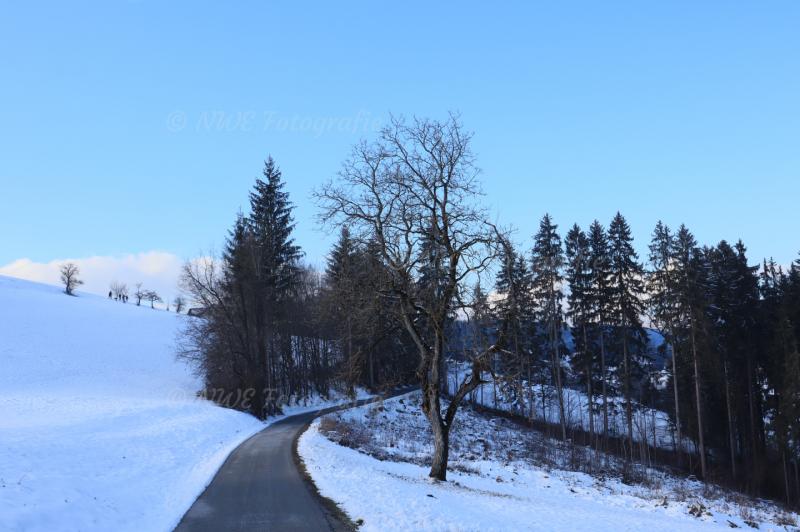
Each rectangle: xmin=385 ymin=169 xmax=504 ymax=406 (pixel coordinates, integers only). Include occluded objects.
xmin=417 ymin=224 xmax=450 ymax=308
xmin=705 ymin=240 xmax=760 ymax=479
xmin=469 ymin=282 xmax=493 ymax=359
xmin=607 ymin=212 xmax=647 ymax=460
xmin=215 ymin=212 xmax=267 ymax=416
xmin=248 ymin=156 xmax=303 ymax=412
xmin=495 ymin=238 xmax=535 ymax=414
xmin=565 ymin=224 xmax=595 ymax=439
xmin=777 ymin=254 xmax=800 ymax=504
xmin=647 ymin=221 xmax=683 ymax=458
xmin=325 ymin=226 xmax=361 ymax=391
xmin=531 ymin=214 xmax=567 ymax=440
xmin=249 ymin=156 xmax=303 ymax=301
xmin=587 ymin=220 xmax=613 ymax=446
xmin=672 ymin=224 xmax=710 ymax=478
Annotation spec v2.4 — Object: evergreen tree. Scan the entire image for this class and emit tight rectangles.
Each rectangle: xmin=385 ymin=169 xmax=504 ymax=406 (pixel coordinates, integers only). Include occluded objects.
xmin=495 ymin=238 xmax=535 ymax=414
xmin=607 ymin=212 xmax=647 ymax=460
xmin=758 ymin=257 xmax=796 ymax=494
xmin=587 ymin=220 xmax=613 ymax=445
xmin=565 ymin=224 xmax=595 ymax=439
xmin=647 ymin=221 xmax=684 ymax=458
xmin=776 ymin=255 xmax=800 ymax=504
xmin=706 ymin=240 xmax=760 ymax=479
xmin=469 ymin=281 xmax=493 ymax=356
xmin=208 ymin=211 xmax=268 ymax=416
xmin=248 ymin=156 xmax=303 ymax=412
xmin=325 ymin=226 xmax=361 ymax=391
xmin=249 ymin=156 xmax=303 ymax=301
xmin=531 ymin=214 xmax=567 ymax=440
xmin=672 ymin=224 xmax=710 ymax=478
xmin=417 ymin=224 xmax=451 ymax=309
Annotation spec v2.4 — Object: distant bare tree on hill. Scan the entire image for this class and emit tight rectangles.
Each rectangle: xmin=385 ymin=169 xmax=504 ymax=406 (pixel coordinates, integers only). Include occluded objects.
xmin=144 ymin=290 xmax=162 ymax=309
xmin=134 ymin=283 xmax=145 ymax=306
xmin=59 ymin=263 xmax=83 ymax=295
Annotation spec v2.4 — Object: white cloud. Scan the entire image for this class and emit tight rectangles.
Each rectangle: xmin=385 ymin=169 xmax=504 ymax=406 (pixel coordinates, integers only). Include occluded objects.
xmin=0 ymin=251 xmax=185 ymax=302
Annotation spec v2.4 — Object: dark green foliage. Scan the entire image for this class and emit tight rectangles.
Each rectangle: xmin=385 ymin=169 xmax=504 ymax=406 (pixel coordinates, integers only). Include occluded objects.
xmin=565 ymin=224 xmax=597 ymax=435
xmin=494 ymin=238 xmax=535 ymax=412
xmin=607 ymin=212 xmax=648 ymax=456
xmin=322 ymin=229 xmax=417 ymax=391
xmin=531 ymin=214 xmax=568 ymax=439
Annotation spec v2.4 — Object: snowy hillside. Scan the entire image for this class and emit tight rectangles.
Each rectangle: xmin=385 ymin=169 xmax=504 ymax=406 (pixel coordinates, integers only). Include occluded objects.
xmin=300 ymin=393 xmax=799 ymax=531
xmin=447 ymin=361 xmax=695 ymax=453
xmin=0 ymin=276 xmax=265 ymax=531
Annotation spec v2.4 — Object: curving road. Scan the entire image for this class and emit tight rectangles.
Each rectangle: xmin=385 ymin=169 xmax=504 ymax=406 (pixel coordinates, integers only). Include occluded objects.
xmin=174 ymin=394 xmax=400 ymax=532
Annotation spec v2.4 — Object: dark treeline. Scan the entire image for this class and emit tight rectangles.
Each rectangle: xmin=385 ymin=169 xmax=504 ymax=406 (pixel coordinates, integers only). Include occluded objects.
xmin=480 ymin=212 xmax=800 ymax=506
xmin=178 ymin=157 xmax=417 ymax=419
xmin=179 ymin=115 xmax=799 ymax=504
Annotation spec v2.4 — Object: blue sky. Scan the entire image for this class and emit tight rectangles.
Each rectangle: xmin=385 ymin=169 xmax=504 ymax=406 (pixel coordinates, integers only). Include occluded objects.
xmin=1 ymin=1 xmax=798 ymax=293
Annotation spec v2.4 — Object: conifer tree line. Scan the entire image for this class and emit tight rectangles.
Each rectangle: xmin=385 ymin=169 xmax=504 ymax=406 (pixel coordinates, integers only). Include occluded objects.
xmin=180 ymin=115 xmax=799 ymax=502
xmin=488 ymin=213 xmax=800 ymax=505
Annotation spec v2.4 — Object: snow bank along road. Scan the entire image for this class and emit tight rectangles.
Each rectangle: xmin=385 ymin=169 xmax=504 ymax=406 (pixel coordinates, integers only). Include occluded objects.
xmin=175 ymin=392 xmax=411 ymax=532
xmin=300 ymin=394 xmax=799 ymax=532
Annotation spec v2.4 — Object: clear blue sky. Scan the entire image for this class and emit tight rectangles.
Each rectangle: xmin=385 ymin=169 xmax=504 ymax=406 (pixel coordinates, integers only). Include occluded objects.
xmin=2 ymin=1 xmax=798 ymax=272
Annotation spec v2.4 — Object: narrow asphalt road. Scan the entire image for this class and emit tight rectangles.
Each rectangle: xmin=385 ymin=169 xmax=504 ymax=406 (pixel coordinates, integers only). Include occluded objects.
xmin=174 ymin=393 xmax=406 ymax=532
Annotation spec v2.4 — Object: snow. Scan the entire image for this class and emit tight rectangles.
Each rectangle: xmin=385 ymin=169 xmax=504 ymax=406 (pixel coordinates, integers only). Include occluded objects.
xmin=447 ymin=360 xmax=696 ymax=453
xmin=299 ymin=393 xmax=798 ymax=531
xmin=0 ymin=275 xmax=364 ymax=531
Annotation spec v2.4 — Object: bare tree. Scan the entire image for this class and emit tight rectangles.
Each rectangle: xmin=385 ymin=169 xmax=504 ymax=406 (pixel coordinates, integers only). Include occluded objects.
xmin=134 ymin=283 xmax=145 ymax=306
xmin=110 ymin=281 xmax=128 ymax=301
xmin=317 ymin=114 xmax=501 ymax=480
xmin=173 ymin=295 xmax=186 ymax=313
xmin=59 ymin=263 xmax=83 ymax=295
xmin=144 ymin=290 xmax=162 ymax=309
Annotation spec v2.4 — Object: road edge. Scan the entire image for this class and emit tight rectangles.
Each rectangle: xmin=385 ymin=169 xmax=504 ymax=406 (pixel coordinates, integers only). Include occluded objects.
xmin=292 ymin=387 xmax=417 ymax=531
xmin=292 ymin=419 xmax=359 ymax=531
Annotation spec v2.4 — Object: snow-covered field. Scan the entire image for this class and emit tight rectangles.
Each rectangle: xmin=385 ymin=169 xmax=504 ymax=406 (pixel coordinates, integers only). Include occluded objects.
xmin=0 ymin=275 xmax=361 ymax=531
xmin=299 ymin=393 xmax=798 ymax=531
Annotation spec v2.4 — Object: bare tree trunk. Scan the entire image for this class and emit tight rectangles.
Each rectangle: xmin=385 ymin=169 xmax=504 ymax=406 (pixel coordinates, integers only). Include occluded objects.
xmin=368 ymin=347 xmax=375 ymax=389
xmin=724 ymin=360 xmax=737 ymax=480
xmin=746 ymin=355 xmax=760 ymax=488
xmin=670 ymin=339 xmax=682 ymax=464
xmin=599 ymin=326 xmax=609 ymax=451
xmin=552 ymin=320 xmax=567 ymax=441
xmin=425 ymin=393 xmax=450 ymax=481
xmin=583 ymin=324 xmax=594 ymax=444
xmin=429 ymin=426 xmax=449 ymax=480
xmin=691 ymin=325 xmax=707 ymax=479
xmin=623 ymin=330 xmax=634 ymax=461
xmin=652 ymin=409 xmax=658 ymax=464
xmin=526 ymin=364 xmax=533 ymax=421
xmin=783 ymin=451 xmax=791 ymax=506
xmin=541 ymin=379 xmax=548 ymax=432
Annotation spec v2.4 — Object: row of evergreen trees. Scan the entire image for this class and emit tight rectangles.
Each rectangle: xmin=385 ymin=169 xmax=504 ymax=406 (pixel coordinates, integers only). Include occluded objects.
xmin=480 ymin=212 xmax=799 ymax=504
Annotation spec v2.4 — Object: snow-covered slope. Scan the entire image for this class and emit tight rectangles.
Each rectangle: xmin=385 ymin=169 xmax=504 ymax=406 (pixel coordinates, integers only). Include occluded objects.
xmin=0 ymin=275 xmax=265 ymax=531
xmin=447 ymin=361 xmax=695 ymax=452
xmin=300 ymin=394 xmax=798 ymax=531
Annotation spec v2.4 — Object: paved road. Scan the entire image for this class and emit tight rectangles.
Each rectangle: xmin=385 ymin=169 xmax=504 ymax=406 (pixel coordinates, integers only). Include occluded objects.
xmin=174 ymin=395 xmax=398 ymax=532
